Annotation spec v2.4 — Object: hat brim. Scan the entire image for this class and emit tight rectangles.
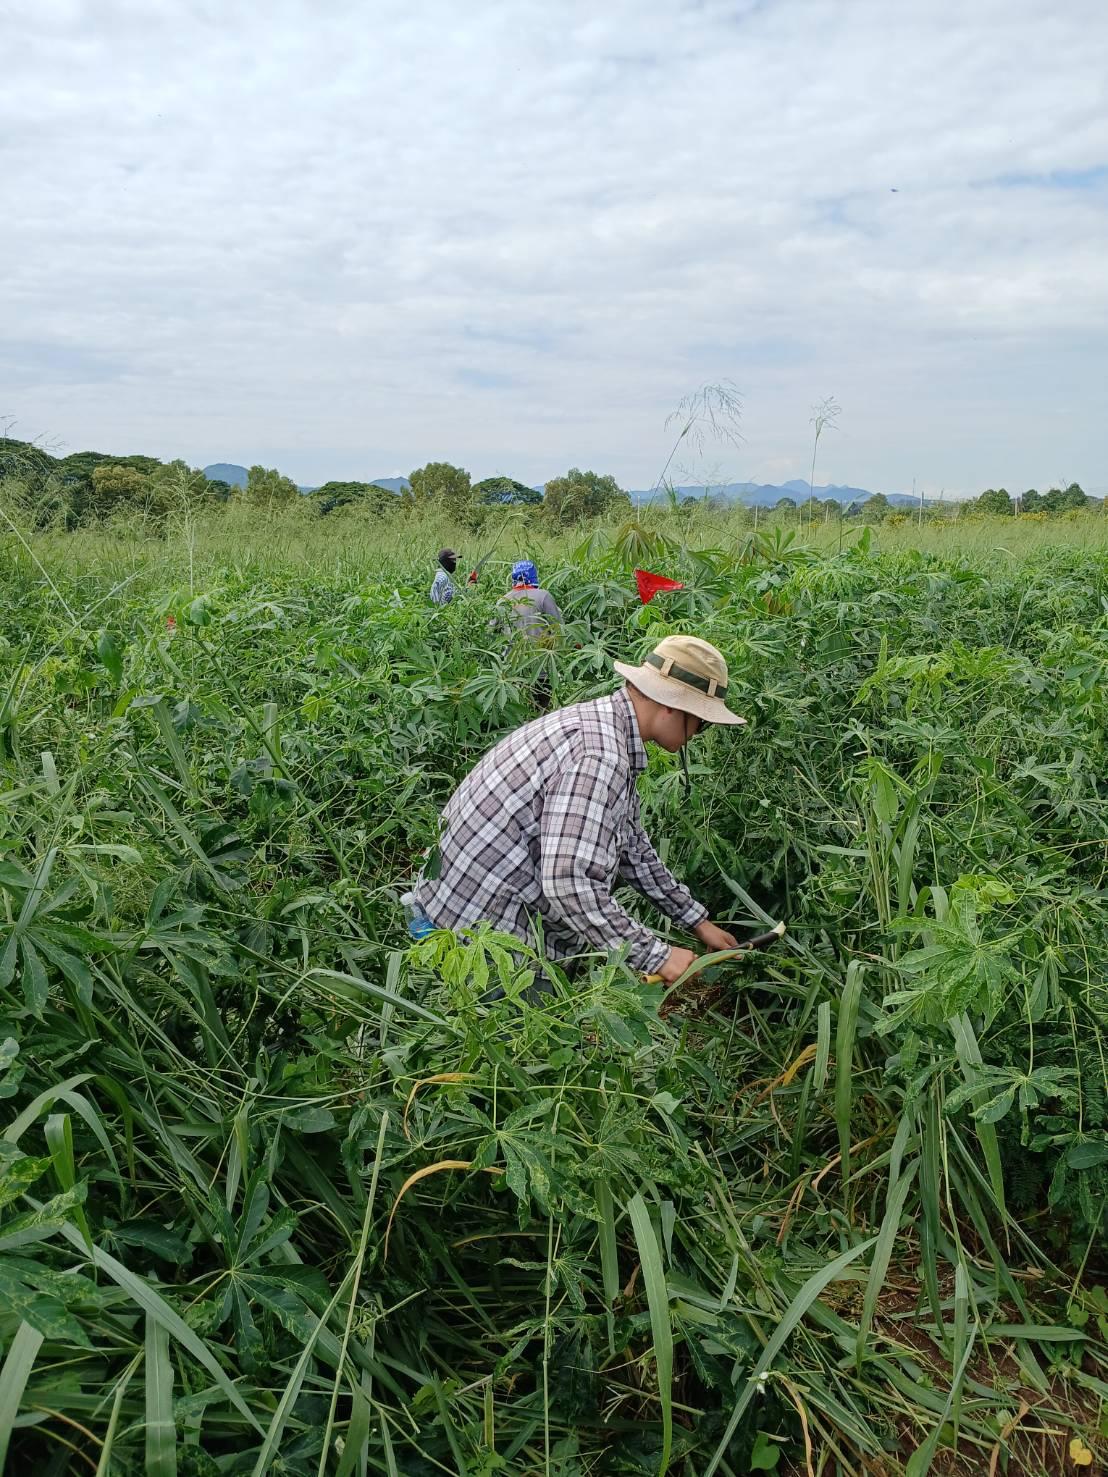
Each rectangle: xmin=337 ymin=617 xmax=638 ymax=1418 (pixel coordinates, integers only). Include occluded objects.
xmin=614 ymin=660 xmax=747 ymax=726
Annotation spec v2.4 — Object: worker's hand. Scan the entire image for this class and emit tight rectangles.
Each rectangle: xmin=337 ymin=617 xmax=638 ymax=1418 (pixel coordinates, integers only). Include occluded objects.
xmin=693 ymin=919 xmax=739 ymax=952
xmin=657 ymin=946 xmax=698 ymax=984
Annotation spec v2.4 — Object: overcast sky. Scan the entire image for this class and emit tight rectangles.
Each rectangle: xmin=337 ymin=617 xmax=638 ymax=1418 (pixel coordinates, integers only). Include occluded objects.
xmin=3 ymin=0 xmax=1107 ymax=495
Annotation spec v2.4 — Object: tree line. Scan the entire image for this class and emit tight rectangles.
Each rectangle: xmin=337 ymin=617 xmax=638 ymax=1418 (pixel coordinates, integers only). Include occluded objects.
xmin=0 ymin=439 xmax=632 ymax=530
xmin=0 ymin=435 xmax=1100 ymax=530
xmin=770 ymin=484 xmax=1101 ymax=522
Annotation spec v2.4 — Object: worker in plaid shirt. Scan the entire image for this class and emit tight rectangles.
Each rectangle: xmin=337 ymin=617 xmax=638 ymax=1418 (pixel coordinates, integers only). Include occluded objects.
xmin=414 ymin=634 xmax=747 ymax=983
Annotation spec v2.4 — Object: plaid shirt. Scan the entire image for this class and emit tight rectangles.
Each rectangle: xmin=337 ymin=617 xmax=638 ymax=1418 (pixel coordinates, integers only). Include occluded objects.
xmin=415 ymin=687 xmax=707 ymax=972
xmin=430 ymin=568 xmax=455 ymax=605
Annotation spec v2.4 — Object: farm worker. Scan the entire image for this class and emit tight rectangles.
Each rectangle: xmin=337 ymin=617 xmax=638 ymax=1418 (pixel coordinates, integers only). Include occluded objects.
xmin=496 ymin=559 xmax=563 ymax=640
xmin=493 ymin=559 xmax=563 ymax=710
xmin=413 ymin=634 xmax=746 ymax=984
xmin=430 ymin=548 xmax=458 ymax=605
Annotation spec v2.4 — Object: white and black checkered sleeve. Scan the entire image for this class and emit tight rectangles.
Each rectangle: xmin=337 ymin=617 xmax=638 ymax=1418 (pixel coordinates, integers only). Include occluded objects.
xmin=619 ymin=811 xmax=708 ymax=929
xmin=539 ymin=752 xmax=669 ymax=974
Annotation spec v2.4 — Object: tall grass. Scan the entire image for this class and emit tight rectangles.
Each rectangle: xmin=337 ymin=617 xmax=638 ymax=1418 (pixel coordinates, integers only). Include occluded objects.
xmin=0 ymin=496 xmax=1105 ymax=1475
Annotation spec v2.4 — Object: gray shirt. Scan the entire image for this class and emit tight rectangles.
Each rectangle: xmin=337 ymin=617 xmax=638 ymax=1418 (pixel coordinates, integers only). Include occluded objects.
xmin=496 ymin=586 xmax=562 ymax=640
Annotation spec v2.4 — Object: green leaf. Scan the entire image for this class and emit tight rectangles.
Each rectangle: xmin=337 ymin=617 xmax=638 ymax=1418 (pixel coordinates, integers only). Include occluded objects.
xmin=1067 ymin=1138 xmax=1108 ymax=1170
xmin=96 ymin=629 xmax=124 ymax=684
xmin=51 ymin=1216 xmax=265 ymax=1434
xmin=749 ymin=1430 xmax=781 ymax=1471
xmin=0 ymin=1152 xmax=51 ymax=1209
xmin=975 ymin=1086 xmax=1017 ymax=1124
xmin=0 ymin=1266 xmax=91 ymax=1347
xmin=20 ymin=939 xmax=48 ymax=1015
xmin=45 ymin=1112 xmax=92 ymax=1251
xmin=813 ymin=1000 xmax=831 ymax=1092
xmin=0 ymin=1182 xmax=88 ymax=1251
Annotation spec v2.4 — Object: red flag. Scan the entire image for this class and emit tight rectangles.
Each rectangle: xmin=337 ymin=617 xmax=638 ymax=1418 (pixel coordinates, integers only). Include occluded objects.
xmin=635 ymin=568 xmax=685 ymax=604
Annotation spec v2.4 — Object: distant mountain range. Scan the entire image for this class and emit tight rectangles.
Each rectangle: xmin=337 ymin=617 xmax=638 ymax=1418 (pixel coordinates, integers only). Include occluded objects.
xmin=203 ymin=464 xmax=926 ymax=508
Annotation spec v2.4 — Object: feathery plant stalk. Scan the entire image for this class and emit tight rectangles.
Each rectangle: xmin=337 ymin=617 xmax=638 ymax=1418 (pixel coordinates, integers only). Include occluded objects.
xmin=649 ymin=381 xmax=744 ymax=506
xmin=806 ymin=394 xmax=841 ymax=540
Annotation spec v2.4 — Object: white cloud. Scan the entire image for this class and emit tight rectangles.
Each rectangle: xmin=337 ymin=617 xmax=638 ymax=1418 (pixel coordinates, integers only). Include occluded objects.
xmin=1 ymin=0 xmax=1106 ymax=494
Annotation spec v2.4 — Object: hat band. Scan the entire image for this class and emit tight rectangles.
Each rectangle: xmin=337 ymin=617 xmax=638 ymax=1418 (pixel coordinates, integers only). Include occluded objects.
xmin=644 ymin=651 xmax=728 ymax=700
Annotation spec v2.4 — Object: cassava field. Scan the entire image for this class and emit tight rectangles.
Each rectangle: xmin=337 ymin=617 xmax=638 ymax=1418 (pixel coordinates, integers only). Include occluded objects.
xmin=1 ymin=502 xmax=1106 ymax=1477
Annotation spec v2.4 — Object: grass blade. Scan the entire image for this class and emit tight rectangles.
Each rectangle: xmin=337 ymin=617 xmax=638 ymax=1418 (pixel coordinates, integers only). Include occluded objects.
xmin=145 ymin=1312 xmax=177 ymax=1477
xmin=835 ymin=961 xmax=865 ymax=1185
xmin=627 ymin=1192 xmax=673 ymax=1477
xmin=318 ymin=1111 xmax=390 ymax=1477
xmin=309 ymin=967 xmax=449 ymax=1025
xmin=704 ymin=1236 xmax=876 ymax=1477
xmin=813 ymin=999 xmax=831 ymax=1092
xmin=250 ymin=1263 xmax=362 ymax=1477
xmin=856 ymin=1160 xmax=919 ymax=1360
xmin=0 ymin=1322 xmax=44 ymax=1474
xmin=94 ymin=1356 xmax=140 ymax=1477
xmin=595 ymin=1179 xmax=620 ymax=1356
xmin=905 ymin=1322 xmax=978 ymax=1477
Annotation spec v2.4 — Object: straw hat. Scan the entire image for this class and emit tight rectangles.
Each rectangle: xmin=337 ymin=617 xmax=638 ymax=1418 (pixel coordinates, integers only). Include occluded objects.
xmin=614 ymin=634 xmax=747 ymax=726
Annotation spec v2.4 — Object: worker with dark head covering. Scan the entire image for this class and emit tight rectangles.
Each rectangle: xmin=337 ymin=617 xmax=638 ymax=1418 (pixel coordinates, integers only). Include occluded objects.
xmin=430 ymin=549 xmax=458 ymax=606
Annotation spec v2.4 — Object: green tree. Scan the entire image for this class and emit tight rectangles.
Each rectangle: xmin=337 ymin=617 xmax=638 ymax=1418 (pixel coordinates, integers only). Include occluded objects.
xmin=244 ymin=465 xmax=301 ymax=507
xmin=88 ymin=464 xmax=154 ymax=519
xmin=1020 ymin=489 xmax=1042 ymax=513
xmin=858 ymin=493 xmax=892 ymax=523
xmin=473 ymin=476 xmax=541 ymax=506
xmin=314 ymin=480 xmax=398 ymax=515
xmin=41 ymin=449 xmax=163 ymax=522
xmin=976 ymin=487 xmax=1014 ymax=516
xmin=1057 ymin=482 xmax=1089 ymax=511
xmin=150 ymin=460 xmax=212 ymax=519
xmin=0 ymin=436 xmax=57 ymax=491
xmin=542 ymin=469 xmax=629 ymax=527
xmin=774 ymin=496 xmax=797 ymax=514
xmin=407 ymin=462 xmax=473 ymax=518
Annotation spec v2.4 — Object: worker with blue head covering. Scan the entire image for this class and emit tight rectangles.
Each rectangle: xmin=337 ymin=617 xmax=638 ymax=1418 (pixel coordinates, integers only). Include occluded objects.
xmin=499 ymin=558 xmax=562 ymax=637
xmin=496 ymin=557 xmax=563 ymax=708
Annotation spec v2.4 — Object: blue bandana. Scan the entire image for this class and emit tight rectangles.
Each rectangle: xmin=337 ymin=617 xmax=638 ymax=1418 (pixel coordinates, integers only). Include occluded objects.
xmin=512 ymin=559 xmax=539 ymax=587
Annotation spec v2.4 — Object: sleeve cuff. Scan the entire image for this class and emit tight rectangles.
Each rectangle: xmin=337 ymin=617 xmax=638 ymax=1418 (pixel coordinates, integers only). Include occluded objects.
xmin=629 ymin=934 xmax=670 ymax=975
xmin=675 ymin=898 xmax=709 ymax=928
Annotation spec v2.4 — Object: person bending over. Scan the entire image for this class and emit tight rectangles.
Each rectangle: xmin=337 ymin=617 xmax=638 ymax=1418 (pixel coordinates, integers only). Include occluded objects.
xmin=415 ymin=634 xmax=746 ymax=983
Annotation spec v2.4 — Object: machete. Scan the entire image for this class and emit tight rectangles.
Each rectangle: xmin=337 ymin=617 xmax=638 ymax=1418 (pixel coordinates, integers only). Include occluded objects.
xmin=645 ymin=919 xmax=787 ymax=986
